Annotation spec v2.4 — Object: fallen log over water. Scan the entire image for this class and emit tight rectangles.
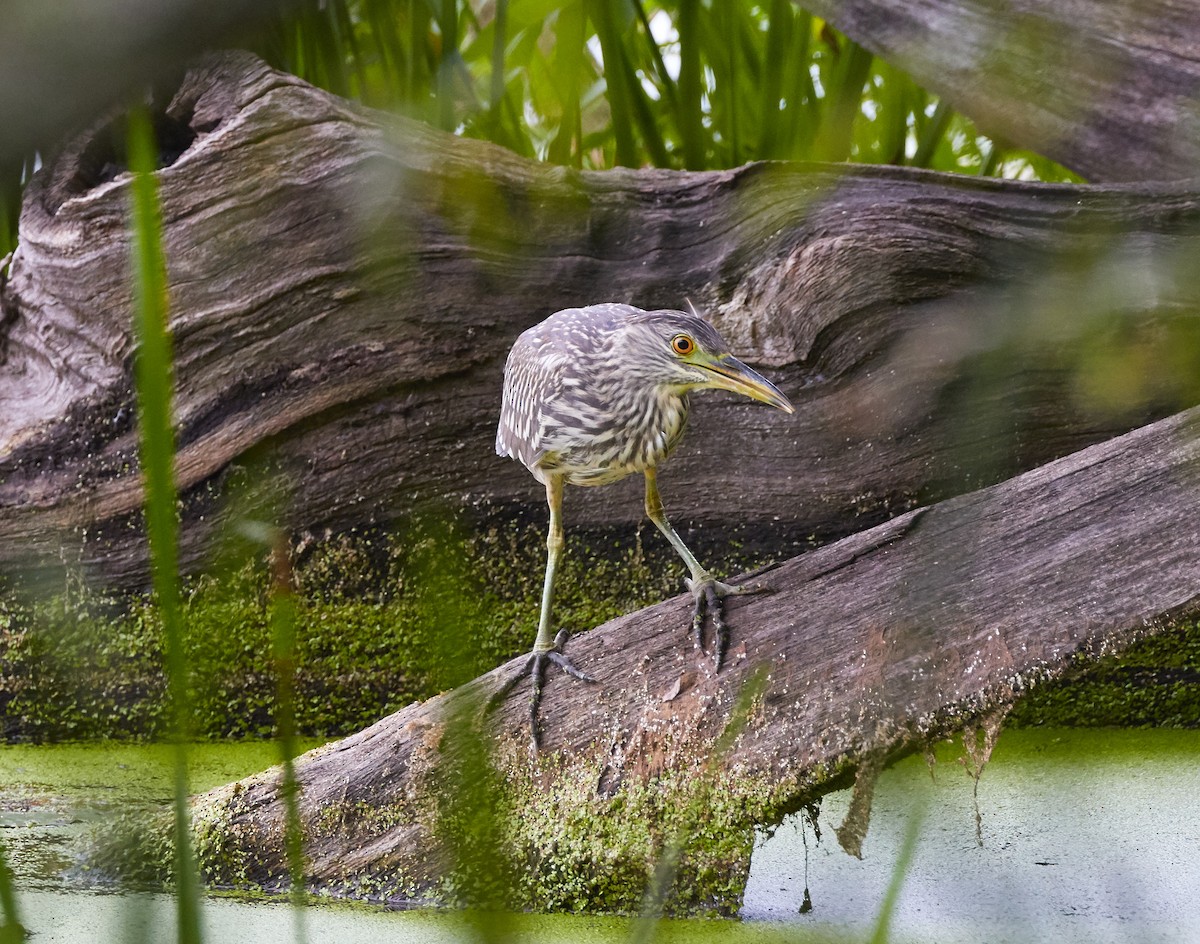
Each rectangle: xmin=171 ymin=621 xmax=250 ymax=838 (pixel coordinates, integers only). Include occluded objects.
xmin=5 ymin=52 xmax=1200 ymax=591
xmin=187 ymin=405 xmax=1200 ymax=911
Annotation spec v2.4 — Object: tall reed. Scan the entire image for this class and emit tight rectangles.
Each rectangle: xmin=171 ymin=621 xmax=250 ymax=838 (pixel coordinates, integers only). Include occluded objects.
xmin=127 ymin=107 xmax=203 ymax=944
xmin=248 ymin=1 xmax=1079 ymax=181
xmin=0 ymin=3 xmax=1080 ymax=254
xmin=269 ymin=529 xmax=307 ymax=943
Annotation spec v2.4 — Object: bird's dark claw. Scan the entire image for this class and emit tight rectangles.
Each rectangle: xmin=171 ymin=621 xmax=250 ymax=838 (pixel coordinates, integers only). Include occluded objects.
xmin=690 ymin=581 xmax=730 ymax=670
xmin=487 ymin=629 xmax=595 ymax=750
xmin=687 ymin=577 xmax=766 ymax=671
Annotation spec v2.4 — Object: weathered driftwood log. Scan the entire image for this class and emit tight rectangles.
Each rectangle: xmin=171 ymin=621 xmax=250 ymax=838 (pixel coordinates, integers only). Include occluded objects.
xmin=804 ymin=0 xmax=1200 ymax=183
xmin=188 ymin=405 xmax=1200 ymax=911
xmin=5 ymin=52 xmax=1200 ymax=590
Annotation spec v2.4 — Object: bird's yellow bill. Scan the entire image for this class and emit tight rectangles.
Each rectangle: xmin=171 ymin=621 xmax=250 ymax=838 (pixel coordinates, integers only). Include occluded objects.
xmin=702 ymin=355 xmax=795 ymax=414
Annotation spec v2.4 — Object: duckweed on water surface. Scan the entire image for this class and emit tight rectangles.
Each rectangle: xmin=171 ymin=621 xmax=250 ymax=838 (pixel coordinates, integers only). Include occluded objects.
xmin=10 ymin=730 xmax=1200 ymax=937
xmin=76 ymin=728 xmax=818 ymax=915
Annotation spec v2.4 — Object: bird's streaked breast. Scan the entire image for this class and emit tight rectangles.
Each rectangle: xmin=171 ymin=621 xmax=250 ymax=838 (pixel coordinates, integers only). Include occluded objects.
xmin=497 ymin=304 xmax=693 ymax=486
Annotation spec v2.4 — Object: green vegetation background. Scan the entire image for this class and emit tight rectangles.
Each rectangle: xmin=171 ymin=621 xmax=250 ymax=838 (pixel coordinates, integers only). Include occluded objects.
xmin=0 ymin=0 xmax=1079 ymax=258
xmin=1 ymin=7 xmax=1196 ymax=944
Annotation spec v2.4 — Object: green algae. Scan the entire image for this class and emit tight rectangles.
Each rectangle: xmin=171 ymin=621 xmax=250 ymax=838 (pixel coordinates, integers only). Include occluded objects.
xmin=0 ymin=739 xmax=323 ymax=896
xmin=46 ymin=731 xmax=828 ymax=917
xmin=3 ymin=519 xmax=1199 ymax=920
xmin=11 ymin=730 xmax=1200 ymax=942
xmin=12 ymin=887 xmax=884 ymax=944
xmin=0 ymin=740 xmax=326 ymax=802
xmin=67 ymin=663 xmax=812 ymax=917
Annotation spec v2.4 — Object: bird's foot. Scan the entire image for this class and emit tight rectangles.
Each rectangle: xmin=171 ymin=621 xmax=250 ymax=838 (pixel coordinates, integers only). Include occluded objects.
xmin=685 ymin=574 xmax=765 ymax=671
xmin=487 ymin=629 xmax=595 ymax=750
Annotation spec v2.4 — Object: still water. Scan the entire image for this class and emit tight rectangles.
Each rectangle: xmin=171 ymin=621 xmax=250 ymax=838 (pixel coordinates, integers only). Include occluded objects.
xmin=4 ymin=730 xmax=1198 ymax=943
xmin=744 ymin=728 xmax=1200 ymax=943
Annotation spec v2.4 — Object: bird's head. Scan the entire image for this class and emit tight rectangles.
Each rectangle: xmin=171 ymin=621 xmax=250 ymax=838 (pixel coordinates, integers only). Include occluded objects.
xmin=621 ymin=308 xmax=795 ymax=414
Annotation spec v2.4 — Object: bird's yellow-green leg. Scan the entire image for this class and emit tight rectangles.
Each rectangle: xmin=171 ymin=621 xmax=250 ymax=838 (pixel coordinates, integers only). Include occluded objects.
xmin=489 ymin=474 xmax=594 ymax=748
xmin=644 ymin=468 xmax=751 ymax=669
xmin=533 ymin=474 xmax=565 ymax=654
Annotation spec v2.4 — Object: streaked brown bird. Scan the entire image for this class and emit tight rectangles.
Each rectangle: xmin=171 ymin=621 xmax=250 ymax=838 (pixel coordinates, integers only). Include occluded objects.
xmin=494 ymin=303 xmax=794 ymax=743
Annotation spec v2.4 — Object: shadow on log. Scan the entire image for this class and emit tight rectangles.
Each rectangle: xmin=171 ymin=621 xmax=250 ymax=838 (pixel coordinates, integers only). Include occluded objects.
xmin=186 ymin=406 xmax=1200 ymax=911
xmin=5 ymin=53 xmax=1200 ymax=590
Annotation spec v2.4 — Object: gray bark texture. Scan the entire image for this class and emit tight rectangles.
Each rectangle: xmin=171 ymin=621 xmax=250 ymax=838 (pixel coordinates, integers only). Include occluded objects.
xmin=5 ymin=52 xmax=1200 ymax=589
xmin=802 ymin=0 xmax=1200 ymax=182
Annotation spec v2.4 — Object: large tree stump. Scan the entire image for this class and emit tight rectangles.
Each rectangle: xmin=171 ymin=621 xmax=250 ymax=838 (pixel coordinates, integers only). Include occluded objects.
xmin=4 ymin=53 xmax=1200 ymax=590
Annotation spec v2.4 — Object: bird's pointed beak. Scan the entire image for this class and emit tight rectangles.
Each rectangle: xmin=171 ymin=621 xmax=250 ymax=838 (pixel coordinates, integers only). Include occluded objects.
xmin=700 ymin=354 xmax=795 ymax=414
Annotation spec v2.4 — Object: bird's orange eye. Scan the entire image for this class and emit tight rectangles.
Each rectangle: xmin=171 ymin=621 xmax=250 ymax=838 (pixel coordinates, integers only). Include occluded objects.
xmin=671 ymin=334 xmax=695 ymax=356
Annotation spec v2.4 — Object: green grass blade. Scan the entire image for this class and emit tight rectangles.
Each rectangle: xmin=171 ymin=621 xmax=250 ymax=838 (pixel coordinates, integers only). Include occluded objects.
xmin=127 ymin=106 xmax=202 ymax=944
xmin=676 ymin=0 xmax=705 ymax=169
xmin=758 ymin=0 xmax=793 ymax=159
xmin=331 ymin=0 xmax=369 ymax=99
xmin=588 ymin=0 xmax=639 ymax=166
xmin=867 ymin=802 xmax=926 ymax=944
xmin=408 ymin=2 xmax=436 ymax=125
xmin=0 ymin=200 xmax=15 ymax=260
xmin=268 ymin=534 xmax=307 ymax=942
xmin=624 ymin=64 xmax=671 ymax=166
xmin=415 ymin=514 xmax=516 ymax=935
xmin=0 ymin=838 xmax=25 ymax=943
xmin=548 ymin=0 xmax=586 ymax=166
xmin=869 ymin=64 xmax=915 ymax=165
xmin=713 ymin=0 xmax=740 ymax=166
xmin=0 ymin=153 xmax=29 ymax=259
xmin=781 ymin=12 xmax=818 ymax=161
xmin=817 ymin=36 xmax=873 ymax=162
xmin=437 ymin=0 xmax=458 ymax=130
xmin=979 ymin=139 xmax=1004 ymax=176
xmin=490 ymin=0 xmax=509 ymax=124
xmin=630 ymin=0 xmax=680 ymax=120
xmin=628 ymin=666 xmax=770 ymax=941
xmin=912 ymin=98 xmax=953 ymax=168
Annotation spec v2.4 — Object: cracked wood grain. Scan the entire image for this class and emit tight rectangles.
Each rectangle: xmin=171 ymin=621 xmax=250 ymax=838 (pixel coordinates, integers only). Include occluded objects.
xmin=5 ymin=53 xmax=1200 ymax=588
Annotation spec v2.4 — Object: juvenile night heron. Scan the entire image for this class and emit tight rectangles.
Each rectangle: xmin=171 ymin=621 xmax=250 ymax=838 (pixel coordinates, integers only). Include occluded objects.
xmin=494 ymin=303 xmax=794 ymax=742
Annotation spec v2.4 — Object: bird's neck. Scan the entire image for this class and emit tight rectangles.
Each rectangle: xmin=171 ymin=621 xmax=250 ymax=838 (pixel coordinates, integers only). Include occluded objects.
xmin=642 ymin=385 xmax=690 ymax=460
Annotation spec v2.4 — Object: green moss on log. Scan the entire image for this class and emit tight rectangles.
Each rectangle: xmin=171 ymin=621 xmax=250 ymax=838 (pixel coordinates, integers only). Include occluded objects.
xmin=87 ymin=730 xmax=830 ymax=915
xmin=1008 ymin=619 xmax=1200 ymax=727
xmin=2 ymin=518 xmax=1197 ymax=742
